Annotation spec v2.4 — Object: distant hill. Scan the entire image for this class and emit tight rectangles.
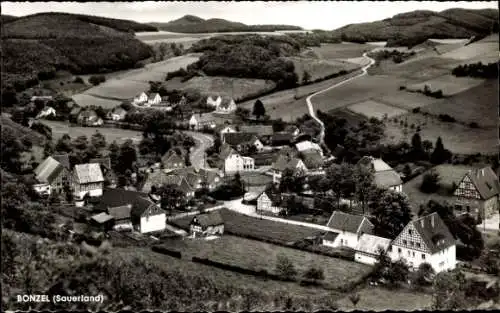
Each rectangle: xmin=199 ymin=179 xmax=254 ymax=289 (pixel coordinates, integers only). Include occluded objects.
xmin=150 ymin=15 xmax=302 ymax=33
xmin=1 ymin=15 xmax=18 ymax=24
xmin=330 ymin=8 xmax=498 ymax=47
xmin=2 ymin=12 xmax=155 ymax=93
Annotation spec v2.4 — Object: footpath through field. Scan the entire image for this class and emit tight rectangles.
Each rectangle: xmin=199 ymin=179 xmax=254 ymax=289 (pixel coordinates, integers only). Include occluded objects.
xmin=306 ymin=51 xmax=376 ymax=144
xmin=184 ymin=131 xmax=214 ymax=170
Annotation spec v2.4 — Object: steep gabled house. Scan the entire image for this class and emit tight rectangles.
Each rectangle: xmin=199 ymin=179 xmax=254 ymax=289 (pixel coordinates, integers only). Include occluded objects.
xmin=357 ymin=156 xmax=403 ymax=192
xmin=189 ymin=113 xmax=217 ymax=131
xmin=324 ymin=211 xmax=374 ymax=249
xmin=107 ymin=107 xmax=127 ymax=121
xmin=77 ymin=109 xmax=103 ymax=126
xmin=389 ymin=212 xmax=456 ymax=273
xmin=223 ymin=132 xmax=264 ymax=153
xmin=216 ymin=124 xmax=237 ymax=140
xmin=73 ymin=163 xmax=104 ymax=200
xmin=33 ymin=155 xmax=72 ymax=196
xmin=355 ymin=234 xmax=392 ymax=265
xmin=147 ymin=92 xmax=162 ymax=106
xmin=256 ymin=191 xmax=287 ymax=215
xmin=162 ymin=151 xmax=185 ymax=171
xmin=215 ymin=97 xmax=236 ymax=114
xmin=89 ymin=157 xmax=117 ymax=188
xmin=131 ymin=196 xmax=167 ymax=233
xmin=219 ymin=144 xmax=255 ymax=174
xmin=207 ymin=95 xmax=222 ymax=109
xmin=189 ymin=211 xmax=224 ymax=238
xmin=133 ymin=92 xmax=148 ymax=105
xmin=452 ymin=166 xmax=500 ymax=219
xmin=35 ymin=106 xmax=56 ymax=119
xmin=271 ymin=154 xmax=307 ymax=184
xmin=295 ymin=140 xmax=323 ymax=157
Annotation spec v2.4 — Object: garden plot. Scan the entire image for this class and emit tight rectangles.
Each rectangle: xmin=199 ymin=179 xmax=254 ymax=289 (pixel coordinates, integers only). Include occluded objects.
xmin=72 ymin=93 xmax=122 ymax=109
xmin=405 ymin=75 xmax=485 ymax=96
xmin=347 ymin=100 xmax=407 ymax=120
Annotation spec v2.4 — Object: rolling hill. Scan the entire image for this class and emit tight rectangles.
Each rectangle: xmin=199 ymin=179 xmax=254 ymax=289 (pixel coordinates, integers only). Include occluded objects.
xmin=1 ymin=13 xmax=156 ymax=93
xmin=330 ymin=8 xmax=498 ymax=47
xmin=150 ymin=15 xmax=302 ymax=33
xmin=0 ymin=14 xmax=18 ymax=24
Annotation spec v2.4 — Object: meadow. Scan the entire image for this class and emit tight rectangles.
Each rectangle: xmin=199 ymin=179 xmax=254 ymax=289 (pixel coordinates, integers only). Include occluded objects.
xmin=310 ymin=43 xmax=377 ymax=60
xmin=441 ymin=42 xmax=499 ymax=60
xmin=72 ymin=93 xmax=122 ymax=109
xmin=347 ymin=100 xmax=408 ymax=120
xmin=374 ymin=91 xmax=438 ymax=110
xmin=286 ymin=56 xmax=360 ymax=82
xmin=405 ymin=75 xmax=485 ymax=96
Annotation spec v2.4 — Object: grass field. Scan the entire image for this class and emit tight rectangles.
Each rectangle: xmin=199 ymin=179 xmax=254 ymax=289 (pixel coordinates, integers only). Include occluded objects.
xmin=171 ymin=208 xmax=320 ymax=244
xmin=72 ymin=93 xmax=122 ymax=109
xmin=311 ymin=43 xmax=376 ymax=60
xmin=337 ymin=286 xmax=433 ymax=311
xmin=347 ymin=100 xmax=408 ymax=120
xmin=41 ymin=120 xmax=143 ymax=144
xmin=441 ymin=42 xmax=499 ymax=60
xmin=374 ymin=91 xmax=438 ymax=110
xmin=405 ymin=75 xmax=485 ymax=96
xmin=159 ymin=235 xmax=372 ymax=289
xmin=286 ymin=56 xmax=360 ymax=83
xmin=327 ymin=108 xmax=368 ymax=127
xmin=164 ymin=76 xmax=277 ymax=101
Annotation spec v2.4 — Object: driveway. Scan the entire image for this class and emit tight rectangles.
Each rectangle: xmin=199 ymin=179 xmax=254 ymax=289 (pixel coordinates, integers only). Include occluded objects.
xmin=184 ymin=131 xmax=214 ymax=169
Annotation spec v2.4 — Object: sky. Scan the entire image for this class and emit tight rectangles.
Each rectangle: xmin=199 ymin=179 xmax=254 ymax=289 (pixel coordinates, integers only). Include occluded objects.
xmin=2 ymin=1 xmax=497 ymax=30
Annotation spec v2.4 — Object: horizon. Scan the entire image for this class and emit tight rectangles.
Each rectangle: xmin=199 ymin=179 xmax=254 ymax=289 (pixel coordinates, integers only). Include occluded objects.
xmin=1 ymin=1 xmax=498 ymax=30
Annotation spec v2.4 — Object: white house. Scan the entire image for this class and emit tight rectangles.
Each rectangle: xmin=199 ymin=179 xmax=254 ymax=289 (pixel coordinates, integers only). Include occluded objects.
xmin=36 ymin=106 xmax=56 ymax=119
xmin=324 ymin=211 xmax=375 ymax=249
xmin=389 ymin=212 xmax=456 ymax=273
xmin=357 ymin=156 xmax=403 ymax=192
xmin=285 ymin=125 xmax=300 ymax=137
xmin=189 ymin=113 xmax=217 ymax=131
xmin=295 ymin=141 xmax=323 ymax=157
xmin=215 ymin=97 xmax=237 ymax=114
xmin=107 ymin=107 xmax=127 ymax=121
xmin=147 ymin=93 xmax=162 ymax=106
xmin=217 ymin=125 xmax=237 ymax=140
xmin=189 ymin=211 xmax=224 ymax=238
xmin=73 ymin=163 xmax=104 ymax=200
xmin=133 ymin=92 xmax=148 ymax=105
xmin=256 ymin=191 xmax=286 ymax=215
xmin=207 ymin=96 xmax=222 ymax=109
xmin=131 ymin=196 xmax=167 ymax=233
xmin=355 ymin=234 xmax=392 ymax=265
xmin=219 ymin=145 xmax=255 ymax=174
xmin=271 ymin=155 xmax=308 ymax=184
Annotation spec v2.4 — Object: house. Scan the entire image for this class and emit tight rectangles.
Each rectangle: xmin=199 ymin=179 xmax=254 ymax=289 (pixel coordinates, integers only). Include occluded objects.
xmin=207 ymin=95 xmax=222 ymax=108
xmin=89 ymin=157 xmax=117 ymax=188
xmin=89 ymin=212 xmax=115 ymax=231
xmin=162 ymin=151 xmax=185 ymax=171
xmin=271 ymin=154 xmax=307 ymax=184
xmin=295 ymin=141 xmax=323 ymax=157
xmin=73 ymin=163 xmax=104 ymax=200
xmin=322 ymin=231 xmax=341 ymax=247
xmin=189 ymin=113 xmax=216 ymax=131
xmin=324 ymin=211 xmax=375 ymax=249
xmin=36 ymin=106 xmax=56 ymax=119
xmin=140 ymin=170 xmax=196 ymax=198
xmin=452 ymin=166 xmax=500 ymax=219
xmin=284 ymin=125 xmax=300 ymax=137
xmin=223 ymin=132 xmax=264 ymax=153
xmin=107 ymin=204 xmax=133 ymax=231
xmin=357 ymin=156 xmax=403 ymax=192
xmin=133 ymin=92 xmax=148 ymax=105
xmin=107 ymin=107 xmax=127 ymax=121
xmin=189 ymin=211 xmax=224 ymax=238
xmin=300 ymin=150 xmax=324 ymax=171
xmin=355 ymin=234 xmax=392 ymax=265
xmin=271 ymin=132 xmax=294 ymax=146
xmin=219 ymin=145 xmax=255 ymax=174
xmin=33 ymin=155 xmax=72 ymax=196
xmin=198 ymin=168 xmax=223 ymax=190
xmin=216 ymin=124 xmax=237 ymax=140
xmin=147 ymin=93 xmax=162 ymax=106
xmin=53 ymin=154 xmax=71 ymax=170
xmin=389 ymin=212 xmax=456 ymax=273
xmin=69 ymin=106 xmax=82 ymax=122
xmin=239 ymin=125 xmax=274 ymax=139
xmin=77 ymin=110 xmax=103 ymax=126
xmin=256 ymin=191 xmax=287 ymax=215
xmin=215 ymin=97 xmax=237 ymax=114
xmin=131 ymin=196 xmax=167 ymax=233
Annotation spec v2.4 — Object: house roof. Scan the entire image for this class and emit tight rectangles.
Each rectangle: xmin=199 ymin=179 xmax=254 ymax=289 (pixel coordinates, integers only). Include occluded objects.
xmin=219 ymin=144 xmax=238 ymax=160
xmin=215 ymin=124 xmax=235 ymax=133
xmin=260 ymin=190 xmax=285 ymax=207
xmin=93 ymin=188 xmax=149 ymax=212
xmin=162 ymin=152 xmax=184 ymax=167
xmin=191 ymin=113 xmax=216 ymax=124
xmin=198 ymin=168 xmax=221 ymax=185
xmin=326 ymin=211 xmax=374 ymax=234
xmin=70 ymin=107 xmax=82 ymax=116
xmin=90 ymin=212 xmax=114 ymax=224
xmin=218 ymin=97 xmax=235 ymax=109
xmin=271 ymin=132 xmax=294 ymax=144
xmin=296 ymin=141 xmax=322 ymax=153
xmin=140 ymin=170 xmax=173 ymax=193
xmin=284 ymin=125 xmax=299 ymax=133
xmin=131 ymin=196 xmax=165 ymax=218
xmin=52 ymin=154 xmax=70 ymax=169
xmin=74 ymin=163 xmax=104 ymax=184
xmin=107 ymin=204 xmax=133 ymax=220
xmin=79 ymin=110 xmax=98 ymax=119
xmin=111 ymin=107 xmax=127 ymax=116
xmin=239 ymin=125 xmax=274 ymax=137
xmin=89 ymin=157 xmax=111 ymax=170
xmin=147 ymin=92 xmax=160 ymax=99
xmin=462 ymin=167 xmax=500 ymax=200
xmin=323 ymin=231 xmax=340 ymax=241
xmin=272 ymin=155 xmax=305 ymax=172
xmin=410 ymin=212 xmax=456 ymax=254
xmin=374 ymin=171 xmax=403 ymax=188
xmin=34 ymin=156 xmax=65 ymax=184
xmin=191 ymin=211 xmax=224 ymax=227
xmin=223 ymin=132 xmax=259 ymax=146
xmin=300 ymin=150 xmax=324 ymax=169
xmin=177 ymin=177 xmax=195 ymax=194
xmin=356 ymin=234 xmax=392 ymax=255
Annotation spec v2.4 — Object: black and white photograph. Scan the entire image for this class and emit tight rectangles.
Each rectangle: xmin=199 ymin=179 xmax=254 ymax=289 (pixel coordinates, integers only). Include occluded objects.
xmin=1 ymin=0 xmax=499 ymax=311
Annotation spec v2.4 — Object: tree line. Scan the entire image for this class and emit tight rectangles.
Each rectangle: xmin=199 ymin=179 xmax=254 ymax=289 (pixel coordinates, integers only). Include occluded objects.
xmin=452 ymin=61 xmax=499 ymax=79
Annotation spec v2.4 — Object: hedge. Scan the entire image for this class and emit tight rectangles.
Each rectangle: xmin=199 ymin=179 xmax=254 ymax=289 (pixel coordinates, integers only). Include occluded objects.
xmin=151 ymin=245 xmax=182 ymax=259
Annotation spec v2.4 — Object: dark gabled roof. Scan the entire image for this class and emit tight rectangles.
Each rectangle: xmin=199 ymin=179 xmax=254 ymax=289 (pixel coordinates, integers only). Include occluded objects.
xmin=107 ymin=204 xmax=133 ymax=220
xmin=89 ymin=157 xmax=111 ymax=170
xmin=52 ymin=154 xmax=70 ymax=169
xmin=219 ymin=144 xmax=237 ymax=160
xmin=34 ymin=156 xmax=65 ymax=184
xmin=374 ymin=171 xmax=403 ymax=188
xmin=162 ymin=152 xmax=184 ymax=166
xmin=131 ymin=196 xmax=164 ymax=218
xmin=272 ymin=155 xmax=304 ymax=172
xmin=223 ymin=132 xmax=259 ymax=146
xmin=93 ymin=188 xmax=149 ymax=212
xmin=411 ymin=212 xmax=455 ymax=254
xmin=323 ymin=231 xmax=340 ymax=241
xmin=198 ymin=168 xmax=221 ymax=184
xmin=239 ymin=125 xmax=274 ymax=136
xmin=462 ymin=167 xmax=500 ymax=200
xmin=300 ymin=150 xmax=324 ymax=170
xmin=191 ymin=211 xmax=224 ymax=227
xmin=326 ymin=211 xmax=374 ymax=234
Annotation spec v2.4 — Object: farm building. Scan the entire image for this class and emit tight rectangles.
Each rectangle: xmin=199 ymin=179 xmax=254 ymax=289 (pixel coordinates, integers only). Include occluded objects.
xmin=89 ymin=212 xmax=115 ymax=232
xmin=73 ymin=163 xmax=104 ymax=200
xmin=107 ymin=107 xmax=127 ymax=121
xmin=77 ymin=109 xmax=103 ymax=126
xmin=89 ymin=157 xmax=117 ymax=188
xmin=162 ymin=151 xmax=185 ymax=171
xmin=271 ymin=132 xmax=294 ymax=146
xmin=36 ymin=106 xmax=56 ymax=119
xmin=147 ymin=93 xmax=162 ymax=106
xmin=451 ymin=166 xmax=499 ymax=219
xmin=189 ymin=113 xmax=216 ymax=130
xmin=223 ymin=132 xmax=264 ymax=153
xmin=216 ymin=124 xmax=237 ymax=140
xmin=239 ymin=125 xmax=274 ymax=139
xmin=357 ymin=156 xmax=403 ymax=192
xmin=140 ymin=170 xmax=196 ymax=198
xmin=215 ymin=97 xmax=237 ymax=114
xmin=354 ymin=234 xmax=392 ymax=265
xmin=189 ymin=211 xmax=225 ymax=238
xmin=206 ymin=95 xmax=222 ymax=108
xmin=284 ymin=125 xmax=300 ymax=137
xmin=33 ymin=155 xmax=72 ymax=196
xmin=300 ymin=150 xmax=324 ymax=170
xmin=219 ymin=144 xmax=255 ymax=174
xmin=389 ymin=213 xmax=456 ymax=273
xmin=133 ymin=92 xmax=148 ymax=105
xmin=256 ymin=191 xmax=287 ymax=215
xmin=296 ymin=140 xmax=323 ymax=156
xmin=271 ymin=154 xmax=307 ymax=184
xmin=107 ymin=204 xmax=133 ymax=231
xmin=322 ymin=231 xmax=340 ymax=247
xmin=131 ymin=196 xmax=167 ymax=233
xmin=324 ymin=211 xmax=374 ymax=250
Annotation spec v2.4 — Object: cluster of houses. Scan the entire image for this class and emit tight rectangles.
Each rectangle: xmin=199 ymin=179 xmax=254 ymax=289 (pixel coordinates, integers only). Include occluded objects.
xmin=132 ymin=91 xmax=186 ymax=111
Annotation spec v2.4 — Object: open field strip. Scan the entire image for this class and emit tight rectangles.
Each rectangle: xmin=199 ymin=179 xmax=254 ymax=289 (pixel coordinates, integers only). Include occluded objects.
xmin=406 ymin=74 xmax=486 ymax=96
xmin=286 ymin=56 xmax=360 ymax=82
xmin=71 ymin=93 xmax=123 ymax=109
xmin=311 ymin=43 xmax=376 ymax=60
xmin=374 ymin=91 xmax=438 ymax=110
xmin=441 ymin=42 xmax=499 ymax=60
xmin=347 ymin=100 xmax=407 ymax=120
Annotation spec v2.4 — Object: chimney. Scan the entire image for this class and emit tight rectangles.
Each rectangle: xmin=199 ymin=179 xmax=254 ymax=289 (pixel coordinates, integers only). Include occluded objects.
xmin=431 ymin=215 xmax=435 ymax=228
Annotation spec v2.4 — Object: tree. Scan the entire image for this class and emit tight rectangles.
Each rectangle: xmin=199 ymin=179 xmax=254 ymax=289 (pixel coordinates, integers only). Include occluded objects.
xmin=117 ymin=140 xmax=137 ymax=174
xmin=275 ymin=254 xmax=297 ymax=281
xmin=108 ymin=141 xmax=120 ymax=172
xmin=72 ymin=135 xmax=89 ymax=151
xmin=410 ymin=132 xmax=425 ymax=160
xmin=325 ymin=163 xmax=355 ymax=209
xmin=89 ymin=75 xmax=105 ymax=86
xmin=302 ymin=70 xmax=311 ymax=84
xmin=353 ymin=163 xmax=375 ymax=214
xmin=55 ymin=134 xmax=72 ymax=153
xmin=348 ymin=294 xmax=360 ymax=307
xmin=432 ymin=270 xmax=468 ymax=310
xmin=252 ymin=99 xmax=266 ymax=119
xmin=232 ymin=172 xmax=245 ymax=194
xmin=430 ymin=137 xmax=452 ymax=165
xmin=73 ymin=76 xmax=84 ymax=84
xmin=158 ymin=184 xmax=187 ymax=214
xmin=272 ymin=119 xmax=286 ymax=132
xmin=420 ymin=170 xmax=440 ymax=193
xmin=371 ymin=190 xmax=412 ymax=238
xmin=302 ymin=266 xmax=325 ymax=283
xmin=279 ymin=169 xmax=305 ymax=193
xmin=412 ymin=263 xmax=435 ymax=286
xmin=90 ymin=131 xmax=107 ymax=151
xmin=1 ymin=127 xmax=27 ymax=173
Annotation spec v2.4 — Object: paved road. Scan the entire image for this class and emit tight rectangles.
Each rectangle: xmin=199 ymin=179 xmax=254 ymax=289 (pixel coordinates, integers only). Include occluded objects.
xmin=184 ymin=131 xmax=214 ymax=170
xmin=306 ymin=51 xmax=376 ymax=144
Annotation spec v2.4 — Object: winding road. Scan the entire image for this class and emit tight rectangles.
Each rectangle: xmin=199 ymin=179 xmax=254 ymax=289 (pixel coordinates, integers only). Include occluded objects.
xmin=184 ymin=131 xmax=214 ymax=170
xmin=306 ymin=52 xmax=376 ymax=144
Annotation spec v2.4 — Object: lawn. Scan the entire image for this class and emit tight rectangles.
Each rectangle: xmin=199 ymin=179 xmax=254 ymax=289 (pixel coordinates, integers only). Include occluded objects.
xmin=405 ymin=75 xmax=485 ymax=96
xmin=311 ymin=43 xmax=376 ymax=60
xmin=347 ymin=99 xmax=408 ymax=120
xmin=158 ymin=235 xmax=372 ymax=289
xmin=336 ymin=286 xmax=433 ymax=311
xmin=285 ymin=56 xmax=360 ymax=83
xmin=171 ymin=208 xmax=320 ymax=244
xmin=164 ymin=76 xmax=277 ymax=101
xmin=72 ymin=93 xmax=123 ymax=109
xmin=41 ymin=120 xmax=143 ymax=144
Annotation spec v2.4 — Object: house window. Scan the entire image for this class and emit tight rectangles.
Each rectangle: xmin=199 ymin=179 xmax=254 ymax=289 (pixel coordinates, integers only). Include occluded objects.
xmin=398 ymin=248 xmax=402 ymax=253
xmin=403 ymin=240 xmax=407 ymax=245
xmin=422 ymin=254 xmax=426 ymax=260
xmin=407 ymin=250 xmax=411 ymax=257
xmin=408 ymin=229 xmax=412 ymax=235
xmin=410 ymin=241 xmax=414 ymax=246
xmin=412 ymin=252 xmax=415 ymax=257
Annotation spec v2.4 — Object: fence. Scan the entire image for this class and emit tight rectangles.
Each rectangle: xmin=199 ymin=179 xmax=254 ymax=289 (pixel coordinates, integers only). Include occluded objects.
xmin=151 ymin=246 xmax=182 ymax=259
